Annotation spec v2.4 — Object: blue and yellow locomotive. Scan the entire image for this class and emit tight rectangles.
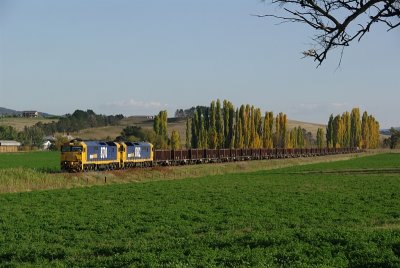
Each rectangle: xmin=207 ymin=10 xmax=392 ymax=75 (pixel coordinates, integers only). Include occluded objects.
xmin=61 ymin=140 xmax=153 ymax=172
xmin=119 ymin=141 xmax=153 ymax=168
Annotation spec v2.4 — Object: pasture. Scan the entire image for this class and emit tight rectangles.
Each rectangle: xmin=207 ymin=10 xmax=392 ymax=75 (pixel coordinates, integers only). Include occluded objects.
xmin=0 ymin=153 xmax=399 ymax=266
xmin=0 ymin=151 xmax=59 ymax=171
xmin=0 ymin=117 xmax=58 ymax=131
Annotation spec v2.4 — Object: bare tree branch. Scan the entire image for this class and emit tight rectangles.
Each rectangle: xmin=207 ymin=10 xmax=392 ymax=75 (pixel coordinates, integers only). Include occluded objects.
xmin=258 ymin=0 xmax=400 ymax=66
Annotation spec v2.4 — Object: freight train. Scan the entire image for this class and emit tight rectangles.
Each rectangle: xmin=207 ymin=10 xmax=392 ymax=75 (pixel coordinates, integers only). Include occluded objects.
xmin=60 ymin=139 xmax=360 ymax=172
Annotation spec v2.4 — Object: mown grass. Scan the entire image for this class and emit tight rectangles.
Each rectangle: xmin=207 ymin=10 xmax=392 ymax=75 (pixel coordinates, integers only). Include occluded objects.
xmin=0 ymin=154 xmax=399 ymax=267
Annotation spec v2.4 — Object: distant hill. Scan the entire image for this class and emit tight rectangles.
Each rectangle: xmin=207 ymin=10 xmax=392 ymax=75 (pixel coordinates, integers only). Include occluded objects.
xmin=0 ymin=107 xmax=20 ymax=116
xmin=39 ymin=112 xmax=59 ymax=118
xmin=0 ymin=107 xmax=57 ymax=118
xmin=380 ymin=128 xmax=400 ymax=135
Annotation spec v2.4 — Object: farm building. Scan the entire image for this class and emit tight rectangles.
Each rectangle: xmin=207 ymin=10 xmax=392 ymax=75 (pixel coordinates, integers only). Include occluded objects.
xmin=22 ymin=111 xmax=39 ymax=118
xmin=0 ymin=140 xmax=21 ymax=153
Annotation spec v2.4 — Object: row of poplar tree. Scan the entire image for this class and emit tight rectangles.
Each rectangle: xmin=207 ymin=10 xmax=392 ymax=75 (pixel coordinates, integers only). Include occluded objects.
xmin=153 ymin=110 xmax=181 ymax=149
xmin=186 ymin=100 xmax=320 ymax=149
xmin=151 ymin=100 xmax=380 ymax=150
xmin=186 ymin=100 xmax=380 ymax=150
xmin=326 ymin=108 xmax=380 ymax=149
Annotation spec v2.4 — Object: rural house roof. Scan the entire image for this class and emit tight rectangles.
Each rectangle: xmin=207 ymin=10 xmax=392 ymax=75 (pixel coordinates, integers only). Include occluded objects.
xmin=0 ymin=140 xmax=21 ymax=146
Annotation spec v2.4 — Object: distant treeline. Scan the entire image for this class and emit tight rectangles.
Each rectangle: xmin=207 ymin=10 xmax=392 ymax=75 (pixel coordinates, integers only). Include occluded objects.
xmin=175 ymin=107 xmax=208 ymax=118
xmin=36 ymin=110 xmax=124 ymax=135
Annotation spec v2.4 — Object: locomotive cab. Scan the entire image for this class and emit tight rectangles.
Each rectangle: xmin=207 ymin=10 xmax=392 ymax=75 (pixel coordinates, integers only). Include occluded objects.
xmin=61 ymin=141 xmax=85 ymax=172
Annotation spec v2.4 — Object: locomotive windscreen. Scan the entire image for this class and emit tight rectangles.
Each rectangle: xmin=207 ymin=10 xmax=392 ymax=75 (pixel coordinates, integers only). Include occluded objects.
xmin=61 ymin=146 xmax=82 ymax=152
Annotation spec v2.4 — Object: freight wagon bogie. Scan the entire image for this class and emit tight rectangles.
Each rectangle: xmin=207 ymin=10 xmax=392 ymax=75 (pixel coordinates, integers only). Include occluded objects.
xmin=61 ymin=160 xmax=83 ymax=172
xmin=82 ymin=162 xmax=120 ymax=172
xmin=122 ymin=161 xmax=153 ymax=169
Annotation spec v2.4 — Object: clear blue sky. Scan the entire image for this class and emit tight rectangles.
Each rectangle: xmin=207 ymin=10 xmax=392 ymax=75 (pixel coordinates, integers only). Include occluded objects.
xmin=1 ymin=0 xmax=399 ymax=128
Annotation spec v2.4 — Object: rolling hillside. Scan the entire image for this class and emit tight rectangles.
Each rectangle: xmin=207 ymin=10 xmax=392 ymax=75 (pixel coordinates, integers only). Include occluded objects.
xmin=0 ymin=117 xmax=59 ymax=131
xmin=0 ymin=107 xmax=20 ymax=116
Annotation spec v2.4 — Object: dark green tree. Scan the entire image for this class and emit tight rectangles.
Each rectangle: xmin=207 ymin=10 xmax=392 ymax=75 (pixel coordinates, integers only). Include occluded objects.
xmin=342 ymin=111 xmax=351 ymax=148
xmin=296 ymin=126 xmax=305 ymax=148
xmin=234 ymin=108 xmax=243 ymax=148
xmin=350 ymin=108 xmax=361 ymax=147
xmin=223 ymin=100 xmax=230 ymax=148
xmin=228 ymin=103 xmax=235 ymax=148
xmin=185 ymin=118 xmax=191 ymax=149
xmin=0 ymin=126 xmax=18 ymax=140
xmin=250 ymin=106 xmax=256 ymax=148
xmin=209 ymin=101 xmax=217 ymax=149
xmin=19 ymin=126 xmax=44 ymax=148
xmin=239 ymin=105 xmax=246 ymax=148
xmin=275 ymin=112 xmax=287 ymax=148
xmin=191 ymin=110 xmax=199 ymax=148
xmin=244 ymin=105 xmax=251 ymax=147
xmin=361 ymin=111 xmax=369 ymax=149
xmin=153 ymin=115 xmax=160 ymax=136
xmin=332 ymin=115 xmax=343 ymax=148
xmin=316 ymin=128 xmax=325 ymax=149
xmin=170 ymin=130 xmax=181 ymax=150
xmin=216 ymin=99 xmax=224 ymax=148
xmin=386 ymin=128 xmax=400 ymax=149
xmin=121 ymin=126 xmax=147 ymax=141
xmin=326 ymin=114 xmax=334 ymax=148
xmin=199 ymin=109 xmax=207 ymax=148
xmin=153 ymin=110 xmax=169 ymax=149
xmin=262 ymin=111 xmax=274 ymax=148
xmin=254 ymin=108 xmax=262 ymax=148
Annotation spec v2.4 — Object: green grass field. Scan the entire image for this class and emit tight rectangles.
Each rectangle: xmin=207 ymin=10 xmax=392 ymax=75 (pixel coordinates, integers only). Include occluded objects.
xmin=0 ymin=151 xmax=60 ymax=172
xmin=278 ymin=153 xmax=400 ymax=173
xmin=0 ymin=153 xmax=399 ymax=267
